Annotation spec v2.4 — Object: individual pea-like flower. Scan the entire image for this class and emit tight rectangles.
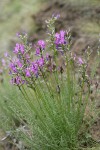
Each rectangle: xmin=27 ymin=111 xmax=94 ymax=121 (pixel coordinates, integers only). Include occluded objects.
xmin=55 ymin=30 xmax=67 ymax=49
xmin=78 ymin=57 xmax=84 ymax=65
xmin=13 ymin=43 xmax=19 ymax=54
xmin=9 ymin=57 xmax=24 ymax=74
xmin=73 ymin=54 xmax=76 ymax=60
xmin=35 ymin=40 xmax=46 ymax=56
xmin=20 ymin=44 xmax=25 ymax=54
xmin=52 ymin=14 xmax=60 ymax=19
xmin=17 ymin=59 xmax=23 ymax=68
xmin=24 ymin=54 xmax=31 ymax=64
xmin=35 ymin=48 xmax=40 ymax=56
xmin=31 ymin=61 xmax=38 ymax=76
xmin=46 ymin=53 xmax=49 ymax=61
xmin=1 ymin=59 xmax=6 ymax=66
xmin=9 ymin=58 xmax=23 ymax=74
xmin=4 ymin=52 xmax=8 ymax=57
xmin=25 ymin=68 xmax=31 ymax=77
xmin=37 ymin=40 xmax=45 ymax=49
xmin=60 ymin=30 xmax=66 ymax=44
xmin=11 ymin=76 xmax=25 ymax=86
xmin=13 ymin=43 xmax=25 ymax=54
xmin=9 ymin=62 xmax=17 ymax=73
xmin=16 ymin=32 xmax=20 ymax=37
xmin=37 ymin=57 xmax=44 ymax=67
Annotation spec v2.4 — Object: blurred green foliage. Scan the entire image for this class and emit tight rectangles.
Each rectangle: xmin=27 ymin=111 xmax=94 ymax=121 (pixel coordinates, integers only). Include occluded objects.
xmin=0 ymin=0 xmax=47 ymax=53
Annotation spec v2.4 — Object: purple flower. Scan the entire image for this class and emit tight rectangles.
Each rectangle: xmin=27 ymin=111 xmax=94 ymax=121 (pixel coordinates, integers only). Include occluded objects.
xmin=35 ymin=40 xmax=45 ymax=56
xmin=13 ymin=43 xmax=25 ymax=54
xmin=55 ymin=33 xmax=60 ymax=43
xmin=73 ymin=54 xmax=76 ymax=60
xmin=9 ymin=62 xmax=17 ymax=73
xmin=16 ymin=32 xmax=20 ymax=37
xmin=52 ymin=14 xmax=60 ymax=19
xmin=1 ymin=59 xmax=6 ymax=66
xmin=15 ymin=76 xmax=22 ymax=85
xmin=46 ymin=53 xmax=49 ymax=61
xmin=25 ymin=68 xmax=31 ymax=77
xmin=37 ymin=57 xmax=44 ymax=67
xmin=55 ymin=30 xmax=67 ymax=49
xmin=11 ymin=76 xmax=24 ymax=85
xmin=4 ymin=52 xmax=8 ymax=57
xmin=13 ymin=43 xmax=20 ymax=54
xmin=20 ymin=44 xmax=25 ymax=54
xmin=17 ymin=60 xmax=23 ymax=68
xmin=25 ymin=54 xmax=30 ymax=64
xmin=9 ymin=58 xmax=23 ymax=74
xmin=25 ymin=54 xmax=30 ymax=60
xmin=35 ymin=48 xmax=40 ymax=56
xmin=60 ymin=30 xmax=66 ymax=44
xmin=37 ymin=40 xmax=45 ymax=49
xmin=31 ymin=61 xmax=38 ymax=75
xmin=78 ymin=57 xmax=84 ymax=65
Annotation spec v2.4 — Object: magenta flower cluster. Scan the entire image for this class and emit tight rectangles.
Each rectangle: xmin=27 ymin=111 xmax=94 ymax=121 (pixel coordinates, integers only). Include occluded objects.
xmin=13 ymin=43 xmax=25 ymax=54
xmin=35 ymin=40 xmax=46 ymax=56
xmin=55 ymin=30 xmax=67 ymax=49
xmin=9 ymin=34 xmax=48 ymax=86
xmin=9 ymin=27 xmax=86 ymax=87
xmin=9 ymin=28 xmax=68 ymax=86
